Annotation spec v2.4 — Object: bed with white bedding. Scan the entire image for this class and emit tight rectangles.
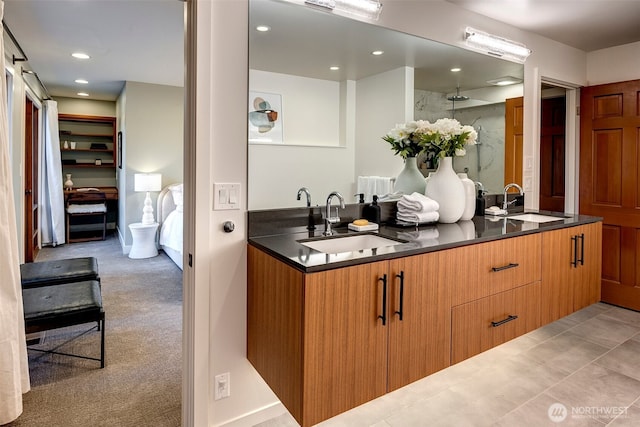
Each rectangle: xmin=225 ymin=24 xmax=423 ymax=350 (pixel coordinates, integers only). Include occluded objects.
xmin=157 ymin=183 xmax=183 ymax=270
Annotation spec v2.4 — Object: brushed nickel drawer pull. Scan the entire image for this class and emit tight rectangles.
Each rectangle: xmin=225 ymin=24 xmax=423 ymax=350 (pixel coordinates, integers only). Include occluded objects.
xmin=491 ymin=315 xmax=518 ymax=327
xmin=491 ymin=263 xmax=519 ymax=272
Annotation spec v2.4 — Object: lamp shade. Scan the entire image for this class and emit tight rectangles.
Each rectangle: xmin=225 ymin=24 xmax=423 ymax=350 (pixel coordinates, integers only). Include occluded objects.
xmin=134 ymin=173 xmax=162 ymax=192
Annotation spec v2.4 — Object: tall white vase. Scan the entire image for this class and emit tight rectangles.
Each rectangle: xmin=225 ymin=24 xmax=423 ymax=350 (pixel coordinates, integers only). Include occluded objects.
xmin=457 ymin=173 xmax=476 ymax=221
xmin=425 ymin=157 xmax=465 ymax=223
xmin=394 ymin=157 xmax=426 ymax=195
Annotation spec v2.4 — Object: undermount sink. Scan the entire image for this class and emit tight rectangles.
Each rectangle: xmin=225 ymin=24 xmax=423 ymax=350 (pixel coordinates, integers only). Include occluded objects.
xmin=508 ymin=213 xmax=567 ymax=223
xmin=299 ymin=234 xmax=404 ymax=254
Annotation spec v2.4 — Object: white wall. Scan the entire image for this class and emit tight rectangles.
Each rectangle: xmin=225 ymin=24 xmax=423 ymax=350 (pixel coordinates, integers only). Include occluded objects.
xmin=119 ymin=81 xmax=183 ymax=249
xmin=55 ymin=97 xmax=115 ymax=117
xmin=355 ymin=66 xmax=414 ymax=185
xmin=249 ymin=70 xmax=341 ymax=146
xmin=248 ymin=70 xmax=354 ymax=209
xmin=586 ymin=41 xmax=640 ymax=85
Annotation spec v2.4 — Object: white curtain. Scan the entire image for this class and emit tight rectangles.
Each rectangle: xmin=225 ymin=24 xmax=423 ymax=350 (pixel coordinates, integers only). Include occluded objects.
xmin=41 ymin=99 xmax=65 ymax=246
xmin=0 ymin=1 xmax=31 ymax=424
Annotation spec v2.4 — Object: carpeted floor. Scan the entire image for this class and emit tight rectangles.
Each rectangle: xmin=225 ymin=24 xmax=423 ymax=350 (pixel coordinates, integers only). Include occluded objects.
xmin=6 ymin=235 xmax=182 ymax=426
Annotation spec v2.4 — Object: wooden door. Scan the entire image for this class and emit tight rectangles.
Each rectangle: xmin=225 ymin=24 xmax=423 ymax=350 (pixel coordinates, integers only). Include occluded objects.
xmin=539 ymin=96 xmax=566 ymax=212
xmin=387 ymin=252 xmax=449 ymax=391
xmin=24 ymin=97 xmax=40 ymax=262
xmin=580 ymin=80 xmax=640 ymax=311
xmin=303 ymin=261 xmax=388 ymax=426
xmin=504 ymin=96 xmax=524 ymax=187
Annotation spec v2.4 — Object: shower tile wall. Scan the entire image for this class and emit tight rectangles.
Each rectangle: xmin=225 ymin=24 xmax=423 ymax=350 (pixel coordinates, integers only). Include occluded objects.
xmin=415 ymin=89 xmax=506 ymax=194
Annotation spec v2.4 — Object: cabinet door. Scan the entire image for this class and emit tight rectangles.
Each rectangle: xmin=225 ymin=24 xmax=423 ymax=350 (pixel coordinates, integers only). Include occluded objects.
xmin=574 ymin=222 xmax=603 ymax=310
xmin=388 ymin=252 xmax=449 ymax=391
xmin=303 ymin=261 xmax=388 ymax=426
xmin=541 ymin=227 xmax=575 ymax=324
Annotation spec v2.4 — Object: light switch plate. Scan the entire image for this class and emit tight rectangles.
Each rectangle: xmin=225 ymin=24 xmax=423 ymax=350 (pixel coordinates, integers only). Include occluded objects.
xmin=214 ymin=183 xmax=241 ymax=210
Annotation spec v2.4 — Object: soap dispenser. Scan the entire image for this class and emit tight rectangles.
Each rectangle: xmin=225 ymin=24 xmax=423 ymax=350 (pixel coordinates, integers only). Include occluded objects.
xmin=475 ymin=182 xmax=487 ymax=216
xmin=362 ymin=195 xmax=381 ymax=224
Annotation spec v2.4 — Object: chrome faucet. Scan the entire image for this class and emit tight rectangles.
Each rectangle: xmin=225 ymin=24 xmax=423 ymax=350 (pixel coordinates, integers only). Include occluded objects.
xmin=323 ymin=191 xmax=345 ymax=236
xmin=502 ymin=183 xmax=524 ymax=210
xmin=297 ymin=187 xmax=312 ymax=207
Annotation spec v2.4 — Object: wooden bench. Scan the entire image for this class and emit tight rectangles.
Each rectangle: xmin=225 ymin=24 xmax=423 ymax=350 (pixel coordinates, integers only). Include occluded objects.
xmin=23 ymin=280 xmax=105 ymax=368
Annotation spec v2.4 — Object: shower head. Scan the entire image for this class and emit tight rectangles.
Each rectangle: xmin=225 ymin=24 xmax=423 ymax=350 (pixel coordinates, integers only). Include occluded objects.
xmin=447 ymin=87 xmax=469 ymax=101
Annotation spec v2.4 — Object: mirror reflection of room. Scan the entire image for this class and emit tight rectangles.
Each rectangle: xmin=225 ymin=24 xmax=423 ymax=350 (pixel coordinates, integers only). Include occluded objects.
xmin=248 ymin=0 xmax=523 ymax=210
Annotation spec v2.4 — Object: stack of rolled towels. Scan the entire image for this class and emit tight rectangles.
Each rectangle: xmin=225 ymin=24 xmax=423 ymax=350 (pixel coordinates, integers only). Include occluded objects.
xmin=396 ymin=192 xmax=440 ymax=224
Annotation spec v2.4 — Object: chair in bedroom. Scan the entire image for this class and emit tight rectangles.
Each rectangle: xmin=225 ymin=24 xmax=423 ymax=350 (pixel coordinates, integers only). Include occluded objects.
xmin=65 ymin=191 xmax=108 ymax=243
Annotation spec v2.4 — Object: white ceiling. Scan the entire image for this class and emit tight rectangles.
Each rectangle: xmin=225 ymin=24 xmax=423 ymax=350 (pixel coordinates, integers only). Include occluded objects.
xmin=446 ymin=0 xmax=640 ymax=52
xmin=3 ymin=0 xmax=184 ymax=101
xmin=3 ymin=0 xmax=639 ymax=101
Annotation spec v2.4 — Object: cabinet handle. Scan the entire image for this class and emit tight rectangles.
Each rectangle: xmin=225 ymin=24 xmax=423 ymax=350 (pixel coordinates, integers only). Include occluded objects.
xmin=394 ymin=271 xmax=404 ymax=321
xmin=571 ymin=235 xmax=578 ymax=267
xmin=491 ymin=263 xmax=519 ymax=272
xmin=578 ymin=233 xmax=585 ymax=266
xmin=491 ymin=314 xmax=518 ymax=327
xmin=378 ymin=274 xmax=387 ymax=326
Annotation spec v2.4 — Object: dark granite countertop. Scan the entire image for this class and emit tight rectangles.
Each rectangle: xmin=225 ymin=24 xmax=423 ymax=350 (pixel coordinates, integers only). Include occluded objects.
xmin=248 ymin=211 xmax=602 ymax=273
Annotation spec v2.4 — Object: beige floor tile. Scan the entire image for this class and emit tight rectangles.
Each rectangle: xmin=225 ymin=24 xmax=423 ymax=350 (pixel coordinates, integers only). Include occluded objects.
xmin=569 ymin=316 xmax=640 ymax=349
xmin=547 ymin=364 xmax=640 ymax=416
xmin=595 ymin=339 xmax=640 ymax=382
xmin=524 ymin=331 xmax=610 ymax=374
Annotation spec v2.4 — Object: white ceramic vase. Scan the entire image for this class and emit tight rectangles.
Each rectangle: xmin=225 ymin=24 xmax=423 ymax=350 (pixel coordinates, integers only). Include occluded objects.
xmin=64 ymin=173 xmax=73 ymax=190
xmin=425 ymin=157 xmax=465 ymax=223
xmin=394 ymin=157 xmax=426 ymax=195
xmin=457 ymin=173 xmax=476 ymax=221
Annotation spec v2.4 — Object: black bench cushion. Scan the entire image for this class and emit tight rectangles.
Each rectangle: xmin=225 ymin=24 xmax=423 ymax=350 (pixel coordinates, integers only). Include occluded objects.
xmin=20 ymin=257 xmax=99 ymax=288
xmin=23 ymin=280 xmax=103 ymax=324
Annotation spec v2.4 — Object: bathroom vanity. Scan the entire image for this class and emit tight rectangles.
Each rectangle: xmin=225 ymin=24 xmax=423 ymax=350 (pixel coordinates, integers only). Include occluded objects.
xmin=247 ymin=211 xmax=602 ymax=427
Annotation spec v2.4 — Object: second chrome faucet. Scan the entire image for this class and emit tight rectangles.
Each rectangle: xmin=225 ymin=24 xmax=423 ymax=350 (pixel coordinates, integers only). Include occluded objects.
xmin=323 ymin=191 xmax=345 ymax=236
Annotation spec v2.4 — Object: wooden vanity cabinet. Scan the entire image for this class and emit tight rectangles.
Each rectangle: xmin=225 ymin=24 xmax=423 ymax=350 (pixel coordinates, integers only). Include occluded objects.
xmin=248 ymin=222 xmax=602 ymax=426
xmin=247 ymin=246 xmax=448 ymax=427
xmin=541 ymin=222 xmax=602 ymax=324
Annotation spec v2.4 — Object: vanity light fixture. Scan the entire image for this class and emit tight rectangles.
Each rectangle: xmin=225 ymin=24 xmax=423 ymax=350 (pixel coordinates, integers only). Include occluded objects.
xmin=75 ymin=79 xmax=89 ymax=84
xmin=450 ymin=67 xmax=461 ymax=73
xmin=487 ymin=76 xmax=523 ymax=86
xmin=305 ymin=0 xmax=382 ymax=20
xmin=464 ymin=27 xmax=531 ymax=63
xmin=71 ymin=52 xmax=90 ymax=60
xmin=77 ymin=92 xmax=89 ymax=97
xmin=255 ymin=25 xmax=270 ymax=32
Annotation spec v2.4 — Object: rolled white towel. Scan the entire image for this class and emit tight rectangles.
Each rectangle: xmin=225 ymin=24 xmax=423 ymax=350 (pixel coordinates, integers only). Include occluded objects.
xmin=398 ymin=192 xmax=439 ymax=213
xmin=397 ymin=210 xmax=439 ymax=224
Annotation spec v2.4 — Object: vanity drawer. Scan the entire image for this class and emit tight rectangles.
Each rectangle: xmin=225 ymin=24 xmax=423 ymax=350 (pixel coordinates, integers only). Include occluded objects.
xmin=448 ymin=233 xmax=542 ymax=306
xmin=451 ymin=281 xmax=541 ymax=364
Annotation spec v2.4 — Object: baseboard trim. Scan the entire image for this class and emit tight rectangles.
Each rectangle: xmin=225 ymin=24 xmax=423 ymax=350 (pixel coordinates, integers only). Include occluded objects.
xmin=215 ymin=402 xmax=288 ymax=427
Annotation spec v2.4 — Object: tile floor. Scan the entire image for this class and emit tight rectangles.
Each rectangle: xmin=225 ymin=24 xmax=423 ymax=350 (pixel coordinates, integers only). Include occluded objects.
xmin=256 ymin=303 xmax=640 ymax=427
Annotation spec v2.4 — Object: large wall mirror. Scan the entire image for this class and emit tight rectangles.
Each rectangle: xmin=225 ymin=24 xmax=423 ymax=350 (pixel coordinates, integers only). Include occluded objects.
xmin=248 ymin=0 xmax=524 ymax=210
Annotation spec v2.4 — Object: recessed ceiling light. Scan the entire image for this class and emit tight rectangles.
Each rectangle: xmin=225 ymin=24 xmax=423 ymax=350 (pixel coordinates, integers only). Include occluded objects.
xmin=371 ymin=50 xmax=384 ymax=56
xmin=256 ymin=25 xmax=270 ymax=32
xmin=450 ymin=67 xmax=461 ymax=72
xmin=329 ymin=66 xmax=340 ymax=71
xmin=486 ymin=76 xmax=523 ymax=86
xmin=77 ymin=92 xmax=90 ymax=97
xmin=72 ymin=52 xmax=90 ymax=60
xmin=75 ymin=79 xmax=89 ymax=84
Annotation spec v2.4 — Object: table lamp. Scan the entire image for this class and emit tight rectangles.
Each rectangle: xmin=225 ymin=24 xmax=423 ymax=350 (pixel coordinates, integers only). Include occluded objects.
xmin=134 ymin=173 xmax=162 ymax=225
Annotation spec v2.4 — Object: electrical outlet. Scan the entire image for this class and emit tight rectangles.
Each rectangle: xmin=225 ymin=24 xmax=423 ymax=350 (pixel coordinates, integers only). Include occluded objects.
xmin=214 ymin=372 xmax=230 ymax=400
